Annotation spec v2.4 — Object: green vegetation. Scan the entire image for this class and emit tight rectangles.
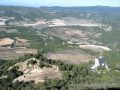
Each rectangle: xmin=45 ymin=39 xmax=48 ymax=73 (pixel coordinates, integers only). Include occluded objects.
xmin=0 ymin=52 xmax=120 ymax=90
xmin=0 ymin=6 xmax=120 ymax=90
xmin=39 ymin=61 xmax=52 ymax=68
xmin=104 ymin=50 xmax=120 ymax=65
xmin=101 ymin=30 xmax=120 ymax=44
xmin=28 ymin=60 xmax=37 ymax=65
xmin=0 ymin=26 xmax=68 ymax=52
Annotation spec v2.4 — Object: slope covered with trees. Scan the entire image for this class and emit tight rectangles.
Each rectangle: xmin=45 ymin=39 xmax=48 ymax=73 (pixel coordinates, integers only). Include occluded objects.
xmin=0 ymin=52 xmax=120 ymax=90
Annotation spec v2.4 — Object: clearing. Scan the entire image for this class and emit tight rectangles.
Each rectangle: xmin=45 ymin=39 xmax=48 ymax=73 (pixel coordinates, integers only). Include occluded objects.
xmin=45 ymin=49 xmax=95 ymax=64
xmin=79 ymin=45 xmax=111 ymax=52
xmin=12 ymin=58 xmax=61 ymax=84
xmin=0 ymin=38 xmax=14 ymax=46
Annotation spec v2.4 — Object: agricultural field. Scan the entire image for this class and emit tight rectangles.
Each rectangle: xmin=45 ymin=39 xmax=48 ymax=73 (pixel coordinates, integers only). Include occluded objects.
xmin=0 ymin=47 xmax=37 ymax=60
xmin=45 ymin=49 xmax=96 ymax=64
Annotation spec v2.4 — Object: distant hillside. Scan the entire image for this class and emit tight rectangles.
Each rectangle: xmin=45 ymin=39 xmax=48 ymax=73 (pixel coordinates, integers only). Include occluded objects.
xmin=0 ymin=6 xmax=120 ymax=19
xmin=0 ymin=6 xmax=62 ymax=19
xmin=42 ymin=6 xmax=120 ymax=13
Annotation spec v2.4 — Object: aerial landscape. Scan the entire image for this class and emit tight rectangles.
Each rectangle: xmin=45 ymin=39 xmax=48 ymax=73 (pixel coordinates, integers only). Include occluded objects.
xmin=0 ymin=0 xmax=120 ymax=90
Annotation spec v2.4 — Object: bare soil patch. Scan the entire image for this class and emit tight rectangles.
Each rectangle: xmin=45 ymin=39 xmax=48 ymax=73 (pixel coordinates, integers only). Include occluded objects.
xmin=12 ymin=58 xmax=61 ymax=84
xmin=0 ymin=38 xmax=14 ymax=46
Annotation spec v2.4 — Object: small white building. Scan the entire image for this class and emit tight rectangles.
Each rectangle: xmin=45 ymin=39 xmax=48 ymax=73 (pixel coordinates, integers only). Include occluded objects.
xmin=91 ymin=56 xmax=109 ymax=71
